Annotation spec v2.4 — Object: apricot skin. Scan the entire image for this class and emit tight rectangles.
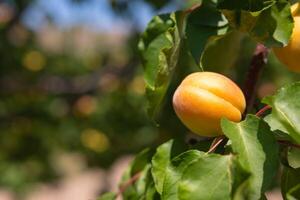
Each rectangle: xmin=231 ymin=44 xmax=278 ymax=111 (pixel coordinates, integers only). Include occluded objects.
xmin=173 ymin=72 xmax=246 ymax=137
xmin=273 ymin=3 xmax=300 ymax=73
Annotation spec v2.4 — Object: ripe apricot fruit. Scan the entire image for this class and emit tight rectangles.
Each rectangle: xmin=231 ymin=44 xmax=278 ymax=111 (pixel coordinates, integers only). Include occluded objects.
xmin=172 ymin=72 xmax=246 ymax=137
xmin=273 ymin=3 xmax=300 ymax=72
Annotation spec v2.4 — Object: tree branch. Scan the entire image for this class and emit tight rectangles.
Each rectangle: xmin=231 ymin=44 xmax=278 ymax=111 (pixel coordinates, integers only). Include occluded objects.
xmin=243 ymin=44 xmax=269 ymax=117
xmin=117 ymin=172 xmax=141 ymax=197
xmin=277 ymin=140 xmax=300 ymax=149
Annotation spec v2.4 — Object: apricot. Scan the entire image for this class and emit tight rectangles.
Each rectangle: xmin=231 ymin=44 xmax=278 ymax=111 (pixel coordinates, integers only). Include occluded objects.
xmin=273 ymin=3 xmax=300 ymax=72
xmin=172 ymin=72 xmax=246 ymax=137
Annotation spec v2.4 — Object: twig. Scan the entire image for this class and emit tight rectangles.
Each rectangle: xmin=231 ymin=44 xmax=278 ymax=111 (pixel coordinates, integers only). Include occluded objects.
xmin=255 ymin=105 xmax=272 ymax=117
xmin=207 ymin=136 xmax=225 ymax=153
xmin=277 ymin=140 xmax=300 ymax=149
xmin=243 ymin=44 xmax=269 ymax=117
xmin=117 ymin=172 xmax=141 ymax=198
xmin=184 ymin=3 xmax=202 ymax=14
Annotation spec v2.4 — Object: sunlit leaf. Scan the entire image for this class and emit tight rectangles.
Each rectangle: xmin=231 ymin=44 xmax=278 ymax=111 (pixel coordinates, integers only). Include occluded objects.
xmin=98 ymin=192 xmax=116 ymax=200
xmin=288 ymin=148 xmax=300 ymax=169
xmin=221 ymin=115 xmax=279 ymax=199
xmin=162 ymin=150 xmax=203 ymax=199
xmin=178 ymin=153 xmax=233 ymax=200
xmin=219 ymin=0 xmax=293 ymax=47
xmin=151 ymin=140 xmax=173 ymax=194
xmin=139 ymin=12 xmax=184 ymax=119
xmin=263 ymin=82 xmax=300 ymax=144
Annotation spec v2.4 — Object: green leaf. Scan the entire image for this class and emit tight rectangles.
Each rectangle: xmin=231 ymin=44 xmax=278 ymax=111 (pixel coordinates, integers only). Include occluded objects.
xmin=121 ymin=167 xmax=144 ymax=200
xmin=200 ymin=31 xmax=244 ymax=72
xmin=287 ymin=184 xmax=300 ymax=200
xmin=139 ymin=12 xmax=184 ymax=119
xmin=230 ymin=159 xmax=251 ymax=200
xmin=133 ymin=165 xmax=152 ymax=199
xmin=122 ymin=164 xmax=159 ymax=200
xmin=217 ymin=0 xmax=275 ymax=12
xmin=121 ymin=148 xmax=154 ymax=183
xmin=130 ymin=148 xmax=154 ymax=176
xmin=98 ymin=192 xmax=116 ymax=200
xmin=219 ymin=0 xmax=294 ymax=47
xmin=151 ymin=140 xmax=173 ymax=194
xmin=288 ymin=148 xmax=300 ymax=169
xmin=221 ymin=115 xmax=279 ymax=200
xmin=282 ymin=167 xmax=300 ymax=200
xmin=145 ymin=180 xmax=160 ymax=200
xmin=178 ymin=153 xmax=234 ymax=200
xmin=186 ymin=0 xmax=229 ymax=66
xmin=263 ymin=82 xmax=300 ymax=144
xmin=250 ymin=0 xmax=294 ymax=47
xmin=162 ymin=150 xmax=203 ymax=200
xmin=119 ymin=148 xmax=155 ymax=200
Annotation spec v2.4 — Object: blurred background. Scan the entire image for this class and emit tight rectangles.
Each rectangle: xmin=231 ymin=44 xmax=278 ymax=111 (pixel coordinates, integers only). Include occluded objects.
xmin=0 ymin=0 xmax=299 ymax=199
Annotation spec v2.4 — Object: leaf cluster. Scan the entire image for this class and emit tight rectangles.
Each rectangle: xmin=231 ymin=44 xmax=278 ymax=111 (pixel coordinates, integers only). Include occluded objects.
xmin=100 ymin=0 xmax=300 ymax=199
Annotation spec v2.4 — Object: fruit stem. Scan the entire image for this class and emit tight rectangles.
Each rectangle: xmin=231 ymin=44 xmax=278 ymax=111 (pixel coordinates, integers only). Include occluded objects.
xmin=243 ymin=44 xmax=269 ymax=117
xmin=255 ymin=105 xmax=272 ymax=117
xmin=207 ymin=136 xmax=225 ymax=153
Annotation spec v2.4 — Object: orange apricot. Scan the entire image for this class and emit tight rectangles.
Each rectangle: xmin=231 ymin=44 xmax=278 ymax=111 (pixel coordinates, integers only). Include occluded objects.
xmin=273 ymin=3 xmax=300 ymax=73
xmin=173 ymin=72 xmax=246 ymax=137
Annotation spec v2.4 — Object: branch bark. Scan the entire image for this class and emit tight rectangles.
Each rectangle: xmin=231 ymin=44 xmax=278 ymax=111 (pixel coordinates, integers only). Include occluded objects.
xmin=243 ymin=44 xmax=269 ymax=117
xmin=117 ymin=172 xmax=141 ymax=198
xmin=277 ymin=140 xmax=300 ymax=149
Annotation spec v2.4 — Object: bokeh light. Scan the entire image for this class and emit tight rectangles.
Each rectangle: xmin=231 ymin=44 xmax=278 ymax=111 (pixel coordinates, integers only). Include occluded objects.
xmin=74 ymin=95 xmax=97 ymax=116
xmin=22 ymin=51 xmax=46 ymax=71
xmin=0 ymin=3 xmax=14 ymax=25
xmin=81 ymin=129 xmax=110 ymax=153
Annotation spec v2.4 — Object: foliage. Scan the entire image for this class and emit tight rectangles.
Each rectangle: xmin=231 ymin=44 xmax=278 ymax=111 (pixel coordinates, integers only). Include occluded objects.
xmin=1 ymin=0 xmax=300 ymax=198
xmin=99 ymin=0 xmax=300 ymax=199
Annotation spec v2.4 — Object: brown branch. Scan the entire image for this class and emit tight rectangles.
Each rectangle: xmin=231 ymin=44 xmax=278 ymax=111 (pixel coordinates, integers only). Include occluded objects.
xmin=207 ymin=136 xmax=225 ymax=153
xmin=243 ymin=44 xmax=269 ymax=117
xmin=255 ymin=105 xmax=272 ymax=117
xmin=117 ymin=172 xmax=141 ymax=197
xmin=277 ymin=140 xmax=300 ymax=149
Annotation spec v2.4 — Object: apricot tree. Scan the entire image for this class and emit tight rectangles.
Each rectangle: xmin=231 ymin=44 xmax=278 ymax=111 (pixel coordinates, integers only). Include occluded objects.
xmin=99 ymin=0 xmax=300 ymax=199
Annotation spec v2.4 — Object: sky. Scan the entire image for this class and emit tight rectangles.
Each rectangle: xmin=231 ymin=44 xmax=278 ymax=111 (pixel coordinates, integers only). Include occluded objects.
xmin=21 ymin=0 xmax=179 ymax=32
